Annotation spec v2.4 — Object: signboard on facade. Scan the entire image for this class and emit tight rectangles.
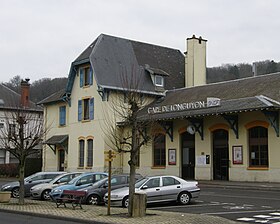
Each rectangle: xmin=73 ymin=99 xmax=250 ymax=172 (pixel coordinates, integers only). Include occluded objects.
xmin=196 ymin=155 xmax=206 ymax=166
xmin=168 ymin=149 xmax=176 ymax=165
xmin=232 ymin=145 xmax=243 ymax=164
xmin=147 ymin=97 xmax=220 ymax=114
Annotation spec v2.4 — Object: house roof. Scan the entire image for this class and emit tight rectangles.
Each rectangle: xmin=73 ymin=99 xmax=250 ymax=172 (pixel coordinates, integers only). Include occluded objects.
xmin=0 ymin=83 xmax=42 ymax=111
xmin=38 ymin=89 xmax=66 ymax=105
xmin=138 ymin=73 xmax=280 ymax=121
xmin=66 ymin=34 xmax=185 ymax=95
xmin=44 ymin=135 xmax=68 ymax=145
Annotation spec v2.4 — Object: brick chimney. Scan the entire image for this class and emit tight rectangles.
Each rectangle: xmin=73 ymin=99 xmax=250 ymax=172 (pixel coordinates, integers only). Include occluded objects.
xmin=20 ymin=78 xmax=30 ymax=108
xmin=185 ymin=35 xmax=207 ymax=87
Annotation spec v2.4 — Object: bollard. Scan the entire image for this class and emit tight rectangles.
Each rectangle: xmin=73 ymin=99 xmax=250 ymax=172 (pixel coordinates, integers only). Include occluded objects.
xmin=132 ymin=192 xmax=147 ymax=217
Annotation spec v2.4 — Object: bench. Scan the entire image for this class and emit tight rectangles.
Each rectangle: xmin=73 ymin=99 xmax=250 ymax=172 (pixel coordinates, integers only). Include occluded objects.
xmin=55 ymin=190 xmax=86 ymax=209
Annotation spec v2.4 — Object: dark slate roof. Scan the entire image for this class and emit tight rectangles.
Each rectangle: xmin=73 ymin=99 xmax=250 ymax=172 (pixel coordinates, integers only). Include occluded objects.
xmin=138 ymin=73 xmax=280 ymax=120
xmin=38 ymin=89 xmax=66 ymax=105
xmin=44 ymin=135 xmax=68 ymax=145
xmin=0 ymin=83 xmax=42 ymax=111
xmin=66 ymin=34 xmax=185 ymax=95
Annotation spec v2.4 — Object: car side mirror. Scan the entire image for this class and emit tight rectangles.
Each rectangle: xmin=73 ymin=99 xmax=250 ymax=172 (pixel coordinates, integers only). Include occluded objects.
xmin=28 ymin=180 xmax=33 ymax=183
xmin=141 ymin=185 xmax=148 ymax=190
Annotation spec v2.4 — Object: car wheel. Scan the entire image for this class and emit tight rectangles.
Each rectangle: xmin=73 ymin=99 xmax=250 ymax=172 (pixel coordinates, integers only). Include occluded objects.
xmin=87 ymin=194 xmax=100 ymax=205
xmin=178 ymin=192 xmax=191 ymax=205
xmin=11 ymin=187 xmax=19 ymax=198
xmin=41 ymin=189 xmax=51 ymax=200
xmin=122 ymin=196 xmax=129 ymax=208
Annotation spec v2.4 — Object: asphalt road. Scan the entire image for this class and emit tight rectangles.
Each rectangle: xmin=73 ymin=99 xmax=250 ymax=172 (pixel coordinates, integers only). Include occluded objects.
xmin=149 ymin=186 xmax=280 ymax=223
xmin=2 ymin=179 xmax=280 ymax=223
xmin=0 ymin=211 xmax=84 ymax=224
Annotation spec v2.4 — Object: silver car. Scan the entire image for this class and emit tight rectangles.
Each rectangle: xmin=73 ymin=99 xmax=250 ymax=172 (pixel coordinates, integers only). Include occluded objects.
xmin=104 ymin=175 xmax=200 ymax=208
xmin=1 ymin=171 xmax=65 ymax=198
xmin=30 ymin=172 xmax=82 ymax=200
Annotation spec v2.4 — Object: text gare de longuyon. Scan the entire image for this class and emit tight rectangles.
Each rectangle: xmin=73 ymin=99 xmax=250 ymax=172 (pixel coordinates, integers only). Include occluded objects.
xmin=147 ymin=98 xmax=221 ymax=114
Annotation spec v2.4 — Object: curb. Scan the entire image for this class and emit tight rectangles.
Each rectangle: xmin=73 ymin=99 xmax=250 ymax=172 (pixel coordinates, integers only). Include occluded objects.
xmin=199 ymin=183 xmax=280 ymax=192
xmin=0 ymin=207 xmax=106 ymax=224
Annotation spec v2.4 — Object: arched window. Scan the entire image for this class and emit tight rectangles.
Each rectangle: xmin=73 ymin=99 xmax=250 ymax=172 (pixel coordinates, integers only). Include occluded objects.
xmin=79 ymin=139 xmax=85 ymax=167
xmin=87 ymin=139 xmax=93 ymax=167
xmin=153 ymin=134 xmax=166 ymax=167
xmin=249 ymin=126 xmax=268 ymax=167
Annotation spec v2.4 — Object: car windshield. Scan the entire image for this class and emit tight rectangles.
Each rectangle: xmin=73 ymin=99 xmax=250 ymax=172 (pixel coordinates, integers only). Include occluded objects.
xmin=135 ymin=178 xmax=148 ymax=188
xmin=50 ymin=174 xmax=66 ymax=183
xmin=24 ymin=173 xmax=40 ymax=182
xmin=68 ymin=175 xmax=81 ymax=184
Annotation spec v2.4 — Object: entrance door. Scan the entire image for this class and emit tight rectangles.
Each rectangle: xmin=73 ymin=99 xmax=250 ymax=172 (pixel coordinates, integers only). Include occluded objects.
xmin=213 ymin=129 xmax=229 ymax=180
xmin=58 ymin=150 xmax=65 ymax=171
xmin=181 ymin=132 xmax=195 ymax=180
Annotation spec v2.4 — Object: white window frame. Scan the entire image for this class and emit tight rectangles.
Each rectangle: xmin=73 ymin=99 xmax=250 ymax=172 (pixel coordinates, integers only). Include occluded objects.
xmin=155 ymin=75 xmax=164 ymax=87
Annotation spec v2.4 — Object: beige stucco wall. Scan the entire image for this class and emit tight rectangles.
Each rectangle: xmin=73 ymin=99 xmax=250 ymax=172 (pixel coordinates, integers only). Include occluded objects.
xmin=118 ymin=111 xmax=280 ymax=182
xmin=44 ymin=66 xmax=156 ymax=174
xmin=185 ymin=37 xmax=207 ymax=87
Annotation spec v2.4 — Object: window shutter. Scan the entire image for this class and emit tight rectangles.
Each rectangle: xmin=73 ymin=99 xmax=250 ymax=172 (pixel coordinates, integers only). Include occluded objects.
xmin=80 ymin=68 xmax=84 ymax=87
xmin=89 ymin=98 xmax=94 ymax=120
xmin=89 ymin=66 xmax=93 ymax=85
xmin=78 ymin=100 xmax=82 ymax=121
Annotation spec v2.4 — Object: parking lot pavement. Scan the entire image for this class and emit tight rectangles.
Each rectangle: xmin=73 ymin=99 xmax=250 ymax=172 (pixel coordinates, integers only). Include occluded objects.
xmin=0 ymin=198 xmax=238 ymax=224
xmin=1 ymin=178 xmax=279 ymax=223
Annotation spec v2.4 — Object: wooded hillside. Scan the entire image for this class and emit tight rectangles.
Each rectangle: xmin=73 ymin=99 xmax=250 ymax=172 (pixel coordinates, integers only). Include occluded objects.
xmin=2 ymin=76 xmax=67 ymax=103
xmin=2 ymin=60 xmax=279 ymax=103
xmin=207 ymin=60 xmax=280 ymax=83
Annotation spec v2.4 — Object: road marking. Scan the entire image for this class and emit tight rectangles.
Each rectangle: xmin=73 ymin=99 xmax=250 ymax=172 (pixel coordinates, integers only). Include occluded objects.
xmin=237 ymin=217 xmax=255 ymax=221
xmin=201 ymin=193 xmax=280 ymax=201
xmin=270 ymin=213 xmax=280 ymax=216
xmin=202 ymin=209 xmax=278 ymax=215
xmin=148 ymin=203 xmax=222 ymax=210
xmin=267 ymin=216 xmax=280 ymax=220
xmin=221 ymin=202 xmax=235 ymax=205
xmin=243 ymin=204 xmax=254 ymax=207
xmin=254 ymin=215 xmax=271 ymax=218
xmin=254 ymin=220 xmax=269 ymax=223
xmin=262 ymin=206 xmax=272 ymax=208
xmin=223 ymin=205 xmax=252 ymax=210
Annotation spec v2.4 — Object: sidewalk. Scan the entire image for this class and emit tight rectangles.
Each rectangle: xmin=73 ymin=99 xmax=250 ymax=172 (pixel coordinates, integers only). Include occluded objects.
xmin=199 ymin=180 xmax=280 ymax=191
xmin=0 ymin=198 xmax=238 ymax=224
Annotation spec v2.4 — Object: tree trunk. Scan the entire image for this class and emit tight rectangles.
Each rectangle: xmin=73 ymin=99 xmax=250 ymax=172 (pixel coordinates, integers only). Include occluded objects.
xmin=128 ymin=115 xmax=137 ymax=217
xmin=18 ymin=161 xmax=25 ymax=205
xmin=128 ymin=158 xmax=136 ymax=216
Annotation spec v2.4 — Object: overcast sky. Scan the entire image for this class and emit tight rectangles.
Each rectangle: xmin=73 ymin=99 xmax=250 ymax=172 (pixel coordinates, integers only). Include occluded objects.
xmin=1 ymin=0 xmax=280 ymax=83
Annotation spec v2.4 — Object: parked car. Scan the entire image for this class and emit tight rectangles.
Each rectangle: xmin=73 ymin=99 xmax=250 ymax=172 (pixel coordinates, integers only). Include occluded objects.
xmin=104 ymin=175 xmax=200 ymax=208
xmin=49 ymin=172 xmax=108 ymax=200
xmin=80 ymin=173 xmax=143 ymax=205
xmin=30 ymin=172 xmax=82 ymax=200
xmin=0 ymin=171 xmax=66 ymax=198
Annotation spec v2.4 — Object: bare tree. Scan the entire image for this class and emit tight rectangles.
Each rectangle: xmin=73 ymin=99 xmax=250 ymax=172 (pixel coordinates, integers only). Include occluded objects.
xmin=102 ymin=67 xmax=155 ymax=216
xmin=3 ymin=75 xmax=22 ymax=93
xmin=0 ymin=108 xmax=45 ymax=204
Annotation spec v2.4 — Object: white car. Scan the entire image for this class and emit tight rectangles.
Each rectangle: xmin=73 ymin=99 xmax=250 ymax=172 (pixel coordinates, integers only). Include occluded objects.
xmin=30 ymin=172 xmax=82 ymax=200
xmin=104 ymin=175 xmax=200 ymax=208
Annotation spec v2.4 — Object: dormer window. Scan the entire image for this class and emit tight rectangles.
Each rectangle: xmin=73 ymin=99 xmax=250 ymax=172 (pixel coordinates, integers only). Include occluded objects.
xmin=144 ymin=64 xmax=169 ymax=91
xmin=79 ymin=66 xmax=93 ymax=87
xmin=155 ymin=75 xmax=164 ymax=87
